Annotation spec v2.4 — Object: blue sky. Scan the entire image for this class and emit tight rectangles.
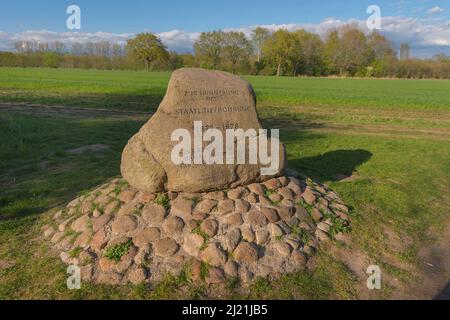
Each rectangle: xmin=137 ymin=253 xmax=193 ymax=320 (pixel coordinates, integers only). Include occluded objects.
xmin=1 ymin=0 xmax=449 ymax=57
xmin=1 ymin=0 xmax=449 ymax=33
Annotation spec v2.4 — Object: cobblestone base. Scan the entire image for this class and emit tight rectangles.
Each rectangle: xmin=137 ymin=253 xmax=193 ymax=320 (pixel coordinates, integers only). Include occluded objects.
xmin=42 ymin=169 xmax=350 ymax=286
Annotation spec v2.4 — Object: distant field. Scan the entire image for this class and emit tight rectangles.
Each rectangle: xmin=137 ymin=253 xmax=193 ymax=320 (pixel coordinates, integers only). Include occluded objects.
xmin=1 ymin=67 xmax=450 ymax=112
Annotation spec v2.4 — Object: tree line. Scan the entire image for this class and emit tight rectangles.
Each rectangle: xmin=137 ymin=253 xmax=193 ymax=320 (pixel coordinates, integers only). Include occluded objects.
xmin=193 ymin=26 xmax=450 ymax=79
xmin=1 ymin=26 xmax=449 ymax=79
xmin=0 ymin=36 xmax=179 ymax=70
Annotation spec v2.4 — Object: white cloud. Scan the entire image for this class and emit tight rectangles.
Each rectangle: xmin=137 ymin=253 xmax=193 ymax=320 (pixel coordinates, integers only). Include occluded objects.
xmin=157 ymin=29 xmax=200 ymax=53
xmin=231 ymin=18 xmax=367 ymax=38
xmin=1 ymin=15 xmax=450 ymax=58
xmin=169 ymin=16 xmax=450 ymax=57
xmin=22 ymin=30 xmax=131 ymax=44
xmin=223 ymin=16 xmax=450 ymax=57
xmin=381 ymin=16 xmax=450 ymax=50
xmin=427 ymin=6 xmax=445 ymax=15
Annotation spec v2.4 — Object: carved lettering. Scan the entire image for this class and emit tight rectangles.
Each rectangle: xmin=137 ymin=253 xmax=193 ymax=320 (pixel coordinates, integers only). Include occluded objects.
xmin=174 ymin=106 xmax=251 ymax=116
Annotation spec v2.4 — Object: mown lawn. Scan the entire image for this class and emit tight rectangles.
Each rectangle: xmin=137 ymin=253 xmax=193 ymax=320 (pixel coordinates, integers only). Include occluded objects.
xmin=0 ymin=67 xmax=449 ymax=299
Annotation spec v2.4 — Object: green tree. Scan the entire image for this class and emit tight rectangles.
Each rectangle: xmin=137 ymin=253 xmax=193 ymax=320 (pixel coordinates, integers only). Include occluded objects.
xmin=341 ymin=27 xmax=371 ymax=75
xmin=367 ymin=31 xmax=395 ymax=61
xmin=293 ymin=30 xmax=324 ymax=76
xmin=0 ymin=52 xmax=18 ymax=66
xmin=223 ymin=31 xmax=252 ymax=73
xmin=179 ymin=53 xmax=195 ymax=67
xmin=194 ymin=31 xmax=224 ymax=69
xmin=167 ymin=51 xmax=184 ymax=70
xmin=126 ymin=33 xmax=169 ymax=72
xmin=262 ymin=29 xmax=297 ymax=76
xmin=325 ymin=26 xmax=371 ymax=75
xmin=251 ymin=27 xmax=270 ymax=62
xmin=367 ymin=31 xmax=396 ymax=77
xmin=43 ymin=52 xmax=60 ymax=68
xmin=433 ymin=53 xmax=450 ymax=62
xmin=324 ymin=30 xmax=341 ymax=74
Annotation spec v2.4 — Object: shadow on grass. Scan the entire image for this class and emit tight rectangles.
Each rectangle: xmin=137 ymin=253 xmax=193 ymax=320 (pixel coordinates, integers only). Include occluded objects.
xmin=434 ymin=281 xmax=450 ymax=300
xmin=0 ymin=112 xmax=145 ymax=225
xmin=259 ymin=122 xmax=371 ymax=184
xmin=0 ymin=111 xmax=371 ymax=227
xmin=261 ymin=118 xmax=325 ymax=130
xmin=0 ymin=91 xmax=165 ymax=113
xmin=290 ymin=149 xmax=373 ymax=182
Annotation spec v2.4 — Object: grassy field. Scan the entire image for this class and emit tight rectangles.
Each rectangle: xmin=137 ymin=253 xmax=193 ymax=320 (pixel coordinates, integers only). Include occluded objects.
xmin=0 ymin=67 xmax=449 ymax=299
xmin=2 ymin=67 xmax=450 ymax=112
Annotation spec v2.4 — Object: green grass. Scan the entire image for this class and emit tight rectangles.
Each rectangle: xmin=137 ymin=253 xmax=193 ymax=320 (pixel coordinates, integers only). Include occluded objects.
xmin=104 ymin=240 xmax=133 ymax=262
xmin=249 ymin=75 xmax=450 ymax=111
xmin=69 ymin=247 xmax=83 ymax=259
xmin=191 ymin=226 xmax=211 ymax=251
xmin=0 ymin=67 xmax=449 ymax=299
xmin=153 ymin=193 xmax=170 ymax=209
xmin=0 ymin=68 xmax=169 ymax=112
xmin=1 ymin=67 xmax=450 ymax=112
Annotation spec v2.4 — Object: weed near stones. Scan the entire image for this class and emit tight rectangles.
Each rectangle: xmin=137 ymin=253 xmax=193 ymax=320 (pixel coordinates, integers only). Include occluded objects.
xmin=191 ymin=226 xmax=210 ymax=250
xmin=154 ymin=193 xmax=170 ymax=209
xmin=69 ymin=247 xmax=82 ymax=258
xmin=104 ymin=240 xmax=133 ymax=262
xmin=113 ymin=180 xmax=129 ymax=195
xmin=199 ymin=261 xmax=210 ymax=281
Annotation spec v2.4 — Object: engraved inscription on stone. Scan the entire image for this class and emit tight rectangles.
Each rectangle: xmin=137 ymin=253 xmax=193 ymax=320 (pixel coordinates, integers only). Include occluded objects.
xmin=174 ymin=105 xmax=251 ymax=117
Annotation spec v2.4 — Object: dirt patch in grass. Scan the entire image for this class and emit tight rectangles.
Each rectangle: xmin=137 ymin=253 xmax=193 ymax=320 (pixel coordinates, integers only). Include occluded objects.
xmin=323 ymin=223 xmax=449 ymax=300
xmin=266 ymin=120 xmax=450 ymax=142
xmin=0 ymin=103 xmax=151 ymax=119
xmin=400 ymin=220 xmax=450 ymax=300
xmin=275 ymin=105 xmax=450 ymax=122
xmin=0 ymin=260 xmax=16 ymax=271
xmin=67 ymin=144 xmax=110 ymax=154
xmin=335 ymin=173 xmax=360 ymax=182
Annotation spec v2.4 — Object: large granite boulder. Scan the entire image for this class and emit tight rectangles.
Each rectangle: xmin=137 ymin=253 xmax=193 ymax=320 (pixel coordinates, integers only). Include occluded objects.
xmin=121 ymin=68 xmax=287 ymax=193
